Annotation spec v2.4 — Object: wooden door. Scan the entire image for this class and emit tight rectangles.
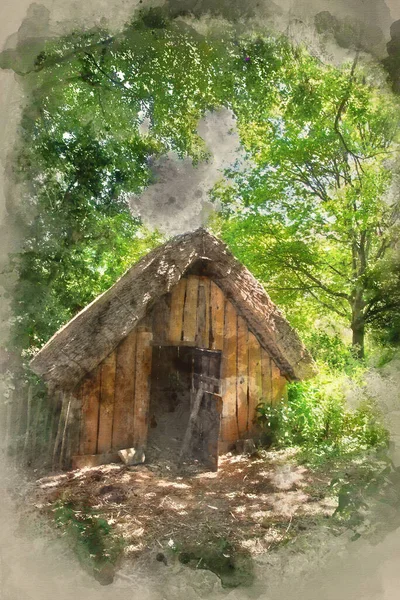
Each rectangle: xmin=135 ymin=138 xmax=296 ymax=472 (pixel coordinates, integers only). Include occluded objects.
xmin=182 ymin=348 xmax=222 ymax=470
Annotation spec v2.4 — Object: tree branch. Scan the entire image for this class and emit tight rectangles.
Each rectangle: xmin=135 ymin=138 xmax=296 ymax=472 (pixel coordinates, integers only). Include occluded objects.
xmin=292 ymin=262 xmax=351 ymax=301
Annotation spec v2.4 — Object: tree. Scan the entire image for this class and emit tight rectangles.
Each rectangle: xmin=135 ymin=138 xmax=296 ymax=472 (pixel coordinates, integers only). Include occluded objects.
xmin=3 ymin=12 xmax=239 ymax=358
xmin=219 ymin=45 xmax=400 ymax=357
xmin=2 ymin=14 xmax=399 ymax=361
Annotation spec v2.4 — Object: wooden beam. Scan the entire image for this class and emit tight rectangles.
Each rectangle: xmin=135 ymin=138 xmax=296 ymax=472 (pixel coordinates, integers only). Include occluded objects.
xmin=97 ymin=351 xmax=117 ymax=454
xmin=112 ymin=330 xmax=137 ymax=450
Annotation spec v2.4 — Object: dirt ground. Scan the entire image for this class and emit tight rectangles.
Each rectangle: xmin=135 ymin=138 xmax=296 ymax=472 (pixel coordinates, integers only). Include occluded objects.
xmin=30 ymin=449 xmax=338 ymax=586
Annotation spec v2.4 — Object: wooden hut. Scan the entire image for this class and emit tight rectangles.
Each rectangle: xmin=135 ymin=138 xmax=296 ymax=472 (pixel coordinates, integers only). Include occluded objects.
xmin=30 ymin=228 xmax=316 ymax=470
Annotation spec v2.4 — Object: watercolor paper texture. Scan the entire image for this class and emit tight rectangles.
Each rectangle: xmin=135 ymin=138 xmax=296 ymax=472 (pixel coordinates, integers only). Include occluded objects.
xmin=1 ymin=1 xmax=400 ymax=599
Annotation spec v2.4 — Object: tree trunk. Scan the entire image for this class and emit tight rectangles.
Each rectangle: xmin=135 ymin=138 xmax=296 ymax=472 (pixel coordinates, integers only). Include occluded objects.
xmin=351 ymin=318 xmax=365 ymax=359
xmin=350 ymin=231 xmax=367 ymax=360
xmin=351 ymin=291 xmax=365 ymax=359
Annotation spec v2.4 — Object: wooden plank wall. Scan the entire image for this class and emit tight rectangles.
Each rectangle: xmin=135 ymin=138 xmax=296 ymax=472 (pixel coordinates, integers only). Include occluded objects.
xmin=151 ymin=275 xmax=289 ymax=446
xmin=77 ymin=328 xmax=152 ymax=457
xmin=76 ymin=274 xmax=289 ymax=457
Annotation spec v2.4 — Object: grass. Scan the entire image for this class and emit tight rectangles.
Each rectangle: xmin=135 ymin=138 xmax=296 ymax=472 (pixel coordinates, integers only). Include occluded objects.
xmin=52 ymin=500 xmax=125 ymax=585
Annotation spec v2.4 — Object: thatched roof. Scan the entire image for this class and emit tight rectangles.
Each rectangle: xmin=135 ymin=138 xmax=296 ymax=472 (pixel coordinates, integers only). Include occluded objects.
xmin=30 ymin=228 xmax=317 ymax=391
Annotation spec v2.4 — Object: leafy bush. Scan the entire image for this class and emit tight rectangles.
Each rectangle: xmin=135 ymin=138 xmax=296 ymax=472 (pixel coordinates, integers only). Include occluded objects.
xmin=256 ymin=373 xmax=389 ymax=464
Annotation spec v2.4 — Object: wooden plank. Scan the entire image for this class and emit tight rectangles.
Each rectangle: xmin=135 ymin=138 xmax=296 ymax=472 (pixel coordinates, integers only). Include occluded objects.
xmin=79 ymin=367 xmax=101 ymax=455
xmin=48 ymin=391 xmax=62 ymax=463
xmin=248 ymin=332 xmax=263 ymax=433
xmin=179 ymin=383 xmax=205 ymax=464
xmin=133 ymin=331 xmax=152 ymax=446
xmin=195 ymin=277 xmax=211 ymax=348
xmin=182 ymin=275 xmax=199 ymax=342
xmin=67 ymin=393 xmax=82 ymax=465
xmin=272 ymin=365 xmax=288 ymax=405
xmin=97 ymin=351 xmax=117 ymax=454
xmin=112 ymin=330 xmax=137 ymax=450
xmin=59 ymin=395 xmax=72 ymax=469
xmin=261 ymin=349 xmax=272 ymax=405
xmin=203 ymin=277 xmax=211 ymax=348
xmin=168 ymin=278 xmax=187 ymax=343
xmin=53 ymin=392 xmax=69 ymax=470
xmin=220 ymin=301 xmax=239 ymax=443
xmin=210 ymin=281 xmax=225 ymax=350
xmin=236 ymin=316 xmax=248 ymax=438
xmin=152 ymin=294 xmax=171 ymax=344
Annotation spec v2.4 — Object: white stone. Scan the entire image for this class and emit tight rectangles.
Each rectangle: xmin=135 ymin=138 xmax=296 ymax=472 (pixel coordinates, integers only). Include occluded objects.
xmin=118 ymin=447 xmax=145 ymax=466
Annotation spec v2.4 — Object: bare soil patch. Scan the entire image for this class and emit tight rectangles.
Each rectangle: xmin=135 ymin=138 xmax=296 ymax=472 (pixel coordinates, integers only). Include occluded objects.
xmin=30 ymin=449 xmax=338 ymax=586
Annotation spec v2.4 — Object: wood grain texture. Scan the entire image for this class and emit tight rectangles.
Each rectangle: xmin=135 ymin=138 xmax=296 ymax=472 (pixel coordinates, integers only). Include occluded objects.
xmin=97 ymin=351 xmax=117 ymax=453
xmin=248 ymin=331 xmax=263 ymax=432
xmin=112 ymin=330 xmax=137 ymax=450
xmin=31 ymin=229 xmax=317 ymax=393
xmin=169 ymin=278 xmax=187 ymax=343
xmin=182 ymin=276 xmax=199 ymax=343
xmin=220 ymin=300 xmax=239 ymax=443
xmin=66 ymin=393 xmax=82 ymax=465
xmin=152 ymin=294 xmax=171 ymax=344
xmin=79 ymin=366 xmax=101 ymax=455
xmin=210 ymin=281 xmax=225 ymax=350
xmin=133 ymin=331 xmax=152 ymax=446
xmin=272 ymin=366 xmax=288 ymax=404
xmin=236 ymin=316 xmax=249 ymax=438
xmin=196 ymin=277 xmax=210 ymax=348
xmin=261 ymin=349 xmax=272 ymax=405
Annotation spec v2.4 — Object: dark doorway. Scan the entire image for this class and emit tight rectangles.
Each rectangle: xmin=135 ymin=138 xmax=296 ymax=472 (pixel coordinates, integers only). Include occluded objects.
xmin=147 ymin=345 xmax=222 ymax=470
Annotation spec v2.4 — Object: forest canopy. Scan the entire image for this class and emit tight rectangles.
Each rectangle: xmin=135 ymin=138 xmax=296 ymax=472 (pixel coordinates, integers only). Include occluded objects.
xmin=2 ymin=7 xmax=400 ymax=364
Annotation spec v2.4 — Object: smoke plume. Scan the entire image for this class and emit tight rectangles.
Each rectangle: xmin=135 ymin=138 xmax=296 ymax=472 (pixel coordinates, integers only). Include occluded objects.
xmin=128 ymin=108 xmax=246 ymax=236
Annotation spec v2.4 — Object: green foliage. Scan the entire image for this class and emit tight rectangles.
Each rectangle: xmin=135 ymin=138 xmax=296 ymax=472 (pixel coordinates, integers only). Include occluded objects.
xmin=256 ymin=373 xmax=389 ymax=465
xmin=3 ymin=13 xmax=242 ymax=361
xmin=304 ymin=331 xmax=360 ymax=373
xmin=216 ymin=45 xmax=400 ymax=354
xmin=52 ymin=501 xmax=124 ymax=576
xmin=2 ymin=11 xmax=399 ymax=366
